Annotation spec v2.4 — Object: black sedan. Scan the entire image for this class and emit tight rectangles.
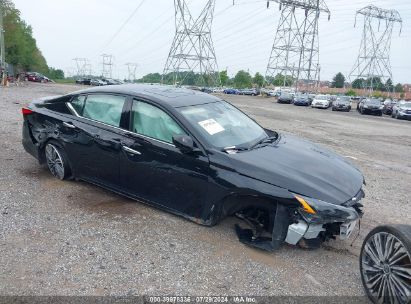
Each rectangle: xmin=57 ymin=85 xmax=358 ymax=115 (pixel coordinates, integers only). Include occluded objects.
xmin=22 ymin=84 xmax=365 ymax=251
xmin=277 ymin=92 xmax=294 ymax=104
xmin=332 ymin=96 xmax=352 ymax=112
xmin=358 ymin=98 xmax=383 ymax=116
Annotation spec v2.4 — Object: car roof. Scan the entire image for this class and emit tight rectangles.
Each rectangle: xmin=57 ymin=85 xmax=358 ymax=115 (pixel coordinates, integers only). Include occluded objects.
xmin=70 ymin=84 xmax=221 ymax=108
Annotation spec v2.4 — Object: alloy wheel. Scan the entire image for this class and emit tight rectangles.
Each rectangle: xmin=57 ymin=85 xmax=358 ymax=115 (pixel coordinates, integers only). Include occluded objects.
xmin=361 ymin=231 xmax=411 ymax=304
xmin=45 ymin=144 xmax=65 ymax=180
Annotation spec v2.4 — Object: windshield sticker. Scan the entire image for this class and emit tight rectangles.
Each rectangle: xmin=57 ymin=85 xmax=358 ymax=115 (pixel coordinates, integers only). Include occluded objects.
xmin=198 ymin=119 xmax=225 ymax=135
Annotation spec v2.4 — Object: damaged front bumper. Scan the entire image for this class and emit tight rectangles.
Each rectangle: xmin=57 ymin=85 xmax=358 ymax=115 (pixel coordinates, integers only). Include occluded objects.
xmin=235 ymin=190 xmax=364 ymax=251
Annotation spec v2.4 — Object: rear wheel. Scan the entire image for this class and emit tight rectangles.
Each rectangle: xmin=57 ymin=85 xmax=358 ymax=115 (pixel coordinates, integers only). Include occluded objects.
xmin=360 ymin=225 xmax=411 ymax=304
xmin=45 ymin=143 xmax=71 ymax=180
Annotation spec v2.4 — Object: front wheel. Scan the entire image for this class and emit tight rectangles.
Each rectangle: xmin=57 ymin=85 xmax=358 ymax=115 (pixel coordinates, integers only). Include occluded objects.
xmin=45 ymin=143 xmax=72 ymax=180
xmin=360 ymin=225 xmax=411 ymax=304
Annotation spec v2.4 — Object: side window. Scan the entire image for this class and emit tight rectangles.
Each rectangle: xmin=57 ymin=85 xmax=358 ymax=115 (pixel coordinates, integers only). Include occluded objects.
xmin=130 ymin=100 xmax=185 ymax=144
xmin=81 ymin=94 xmax=126 ymax=127
xmin=70 ymin=95 xmax=86 ymax=116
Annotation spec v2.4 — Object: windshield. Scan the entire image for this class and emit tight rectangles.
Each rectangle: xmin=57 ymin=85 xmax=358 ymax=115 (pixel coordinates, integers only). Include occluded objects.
xmin=178 ymin=101 xmax=266 ymax=149
xmin=315 ymin=95 xmax=328 ymax=100
xmin=400 ymin=103 xmax=411 ymax=109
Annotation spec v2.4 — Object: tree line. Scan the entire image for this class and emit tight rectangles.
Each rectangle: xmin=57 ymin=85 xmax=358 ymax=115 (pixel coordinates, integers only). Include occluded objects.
xmin=137 ymin=70 xmax=294 ymax=88
xmin=1 ymin=0 xmax=64 ymax=79
xmin=331 ymin=72 xmax=404 ymax=93
xmin=138 ymin=70 xmax=406 ymax=94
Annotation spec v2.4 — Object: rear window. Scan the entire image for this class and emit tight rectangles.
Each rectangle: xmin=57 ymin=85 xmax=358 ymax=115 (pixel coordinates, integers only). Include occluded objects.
xmin=69 ymin=94 xmax=126 ymax=127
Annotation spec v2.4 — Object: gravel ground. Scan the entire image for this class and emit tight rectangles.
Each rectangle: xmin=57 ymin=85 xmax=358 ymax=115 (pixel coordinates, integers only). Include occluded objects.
xmin=0 ymin=83 xmax=410 ymax=297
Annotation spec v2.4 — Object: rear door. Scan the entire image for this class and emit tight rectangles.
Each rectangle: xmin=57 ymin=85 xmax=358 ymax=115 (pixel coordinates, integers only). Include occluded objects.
xmin=119 ymin=98 xmax=210 ymax=218
xmin=65 ymin=93 xmax=129 ymax=188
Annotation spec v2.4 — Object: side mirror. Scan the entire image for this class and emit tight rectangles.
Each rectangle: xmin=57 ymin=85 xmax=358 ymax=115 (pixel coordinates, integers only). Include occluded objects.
xmin=172 ymin=135 xmax=198 ymax=154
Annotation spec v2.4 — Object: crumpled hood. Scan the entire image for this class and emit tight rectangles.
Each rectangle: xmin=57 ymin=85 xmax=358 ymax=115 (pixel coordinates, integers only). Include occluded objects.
xmin=228 ymin=134 xmax=364 ymax=205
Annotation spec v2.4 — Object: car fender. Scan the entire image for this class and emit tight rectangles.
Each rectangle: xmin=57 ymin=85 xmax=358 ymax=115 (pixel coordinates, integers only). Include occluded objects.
xmin=206 ymin=154 xmax=298 ymax=224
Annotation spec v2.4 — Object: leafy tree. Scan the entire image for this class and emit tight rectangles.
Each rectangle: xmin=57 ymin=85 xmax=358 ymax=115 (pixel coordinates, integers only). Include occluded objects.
xmin=219 ymin=70 xmax=229 ymax=87
xmin=395 ymin=83 xmax=404 ymax=93
xmin=137 ymin=73 xmax=162 ymax=83
xmin=331 ymin=72 xmax=345 ymax=88
xmin=385 ymin=78 xmax=394 ymax=92
xmin=2 ymin=0 xmax=49 ymax=73
xmin=366 ymin=77 xmax=384 ymax=91
xmin=233 ymin=70 xmax=252 ymax=88
xmin=352 ymin=78 xmax=364 ymax=89
xmin=268 ymin=73 xmax=293 ymax=86
xmin=345 ymin=89 xmax=356 ymax=96
xmin=46 ymin=67 xmax=64 ymax=80
xmin=253 ymin=72 xmax=265 ymax=88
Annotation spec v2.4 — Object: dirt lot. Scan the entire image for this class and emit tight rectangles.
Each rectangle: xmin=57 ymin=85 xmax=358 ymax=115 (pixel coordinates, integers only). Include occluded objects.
xmin=0 ymin=83 xmax=410 ymax=297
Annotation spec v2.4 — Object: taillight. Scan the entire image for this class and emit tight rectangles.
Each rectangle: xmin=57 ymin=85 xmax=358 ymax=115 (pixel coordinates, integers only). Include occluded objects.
xmin=22 ymin=107 xmax=34 ymax=116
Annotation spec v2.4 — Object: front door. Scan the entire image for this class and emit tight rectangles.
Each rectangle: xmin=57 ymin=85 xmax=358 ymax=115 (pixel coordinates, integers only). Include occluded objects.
xmin=119 ymin=99 xmax=210 ymax=219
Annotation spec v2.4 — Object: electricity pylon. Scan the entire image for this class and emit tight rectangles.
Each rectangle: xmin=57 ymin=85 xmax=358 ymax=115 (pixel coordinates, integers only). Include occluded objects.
xmin=125 ymin=63 xmax=138 ymax=82
xmin=73 ymin=58 xmax=89 ymax=77
xmin=101 ymin=54 xmax=114 ymax=79
xmin=163 ymin=0 xmax=220 ymax=87
xmin=265 ymin=0 xmax=330 ymax=90
xmin=349 ymin=5 xmax=402 ymax=94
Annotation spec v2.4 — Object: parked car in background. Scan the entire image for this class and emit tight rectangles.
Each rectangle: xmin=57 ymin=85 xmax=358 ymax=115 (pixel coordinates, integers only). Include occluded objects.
xmin=293 ymin=94 xmax=310 ymax=106
xmin=332 ymin=96 xmax=352 ymax=112
xmin=102 ymin=78 xmax=122 ymax=85
xmin=358 ymin=98 xmax=383 ymax=116
xmin=311 ymin=95 xmax=331 ymax=109
xmin=392 ymin=101 xmax=411 ymax=120
xmin=76 ymin=78 xmax=92 ymax=85
xmin=223 ymin=88 xmax=240 ymax=95
xmin=277 ymin=92 xmax=294 ymax=104
xmin=90 ymin=79 xmax=107 ymax=86
xmin=307 ymin=94 xmax=315 ymax=104
xmin=382 ymin=99 xmax=396 ymax=115
xmin=27 ymin=72 xmax=51 ymax=83
xmin=21 ymin=84 xmax=365 ymax=252
xmin=239 ymin=88 xmax=258 ymax=96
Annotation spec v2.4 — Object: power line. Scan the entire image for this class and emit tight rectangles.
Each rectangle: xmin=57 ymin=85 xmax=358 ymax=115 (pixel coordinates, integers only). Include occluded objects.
xmin=103 ymin=0 xmax=146 ymax=49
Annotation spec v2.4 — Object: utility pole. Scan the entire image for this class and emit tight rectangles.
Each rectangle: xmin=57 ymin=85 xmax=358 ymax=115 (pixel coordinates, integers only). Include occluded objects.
xmin=265 ymin=0 xmax=330 ymax=91
xmin=349 ymin=5 xmax=402 ymax=96
xmin=0 ymin=1 xmax=6 ymax=85
xmin=125 ymin=63 xmax=138 ymax=82
xmin=101 ymin=54 xmax=114 ymax=79
xmin=163 ymin=0 xmax=220 ymax=87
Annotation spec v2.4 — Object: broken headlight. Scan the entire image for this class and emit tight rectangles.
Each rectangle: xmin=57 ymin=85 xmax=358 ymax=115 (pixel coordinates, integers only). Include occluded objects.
xmin=292 ymin=193 xmax=359 ymax=224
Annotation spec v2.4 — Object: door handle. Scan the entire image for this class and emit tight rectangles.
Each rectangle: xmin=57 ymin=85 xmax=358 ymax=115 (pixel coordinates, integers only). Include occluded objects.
xmin=63 ymin=121 xmax=76 ymax=129
xmin=122 ymin=146 xmax=142 ymax=155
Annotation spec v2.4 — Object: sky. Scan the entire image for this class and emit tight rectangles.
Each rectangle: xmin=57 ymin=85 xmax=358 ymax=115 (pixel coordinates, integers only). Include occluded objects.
xmin=12 ymin=0 xmax=411 ymax=83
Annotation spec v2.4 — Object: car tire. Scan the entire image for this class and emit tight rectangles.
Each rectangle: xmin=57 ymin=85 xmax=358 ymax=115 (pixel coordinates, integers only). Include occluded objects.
xmin=360 ymin=225 xmax=411 ymax=304
xmin=44 ymin=142 xmax=72 ymax=180
xmin=332 ymin=108 xmax=335 ymax=111
xmin=360 ymin=108 xmax=364 ymax=115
